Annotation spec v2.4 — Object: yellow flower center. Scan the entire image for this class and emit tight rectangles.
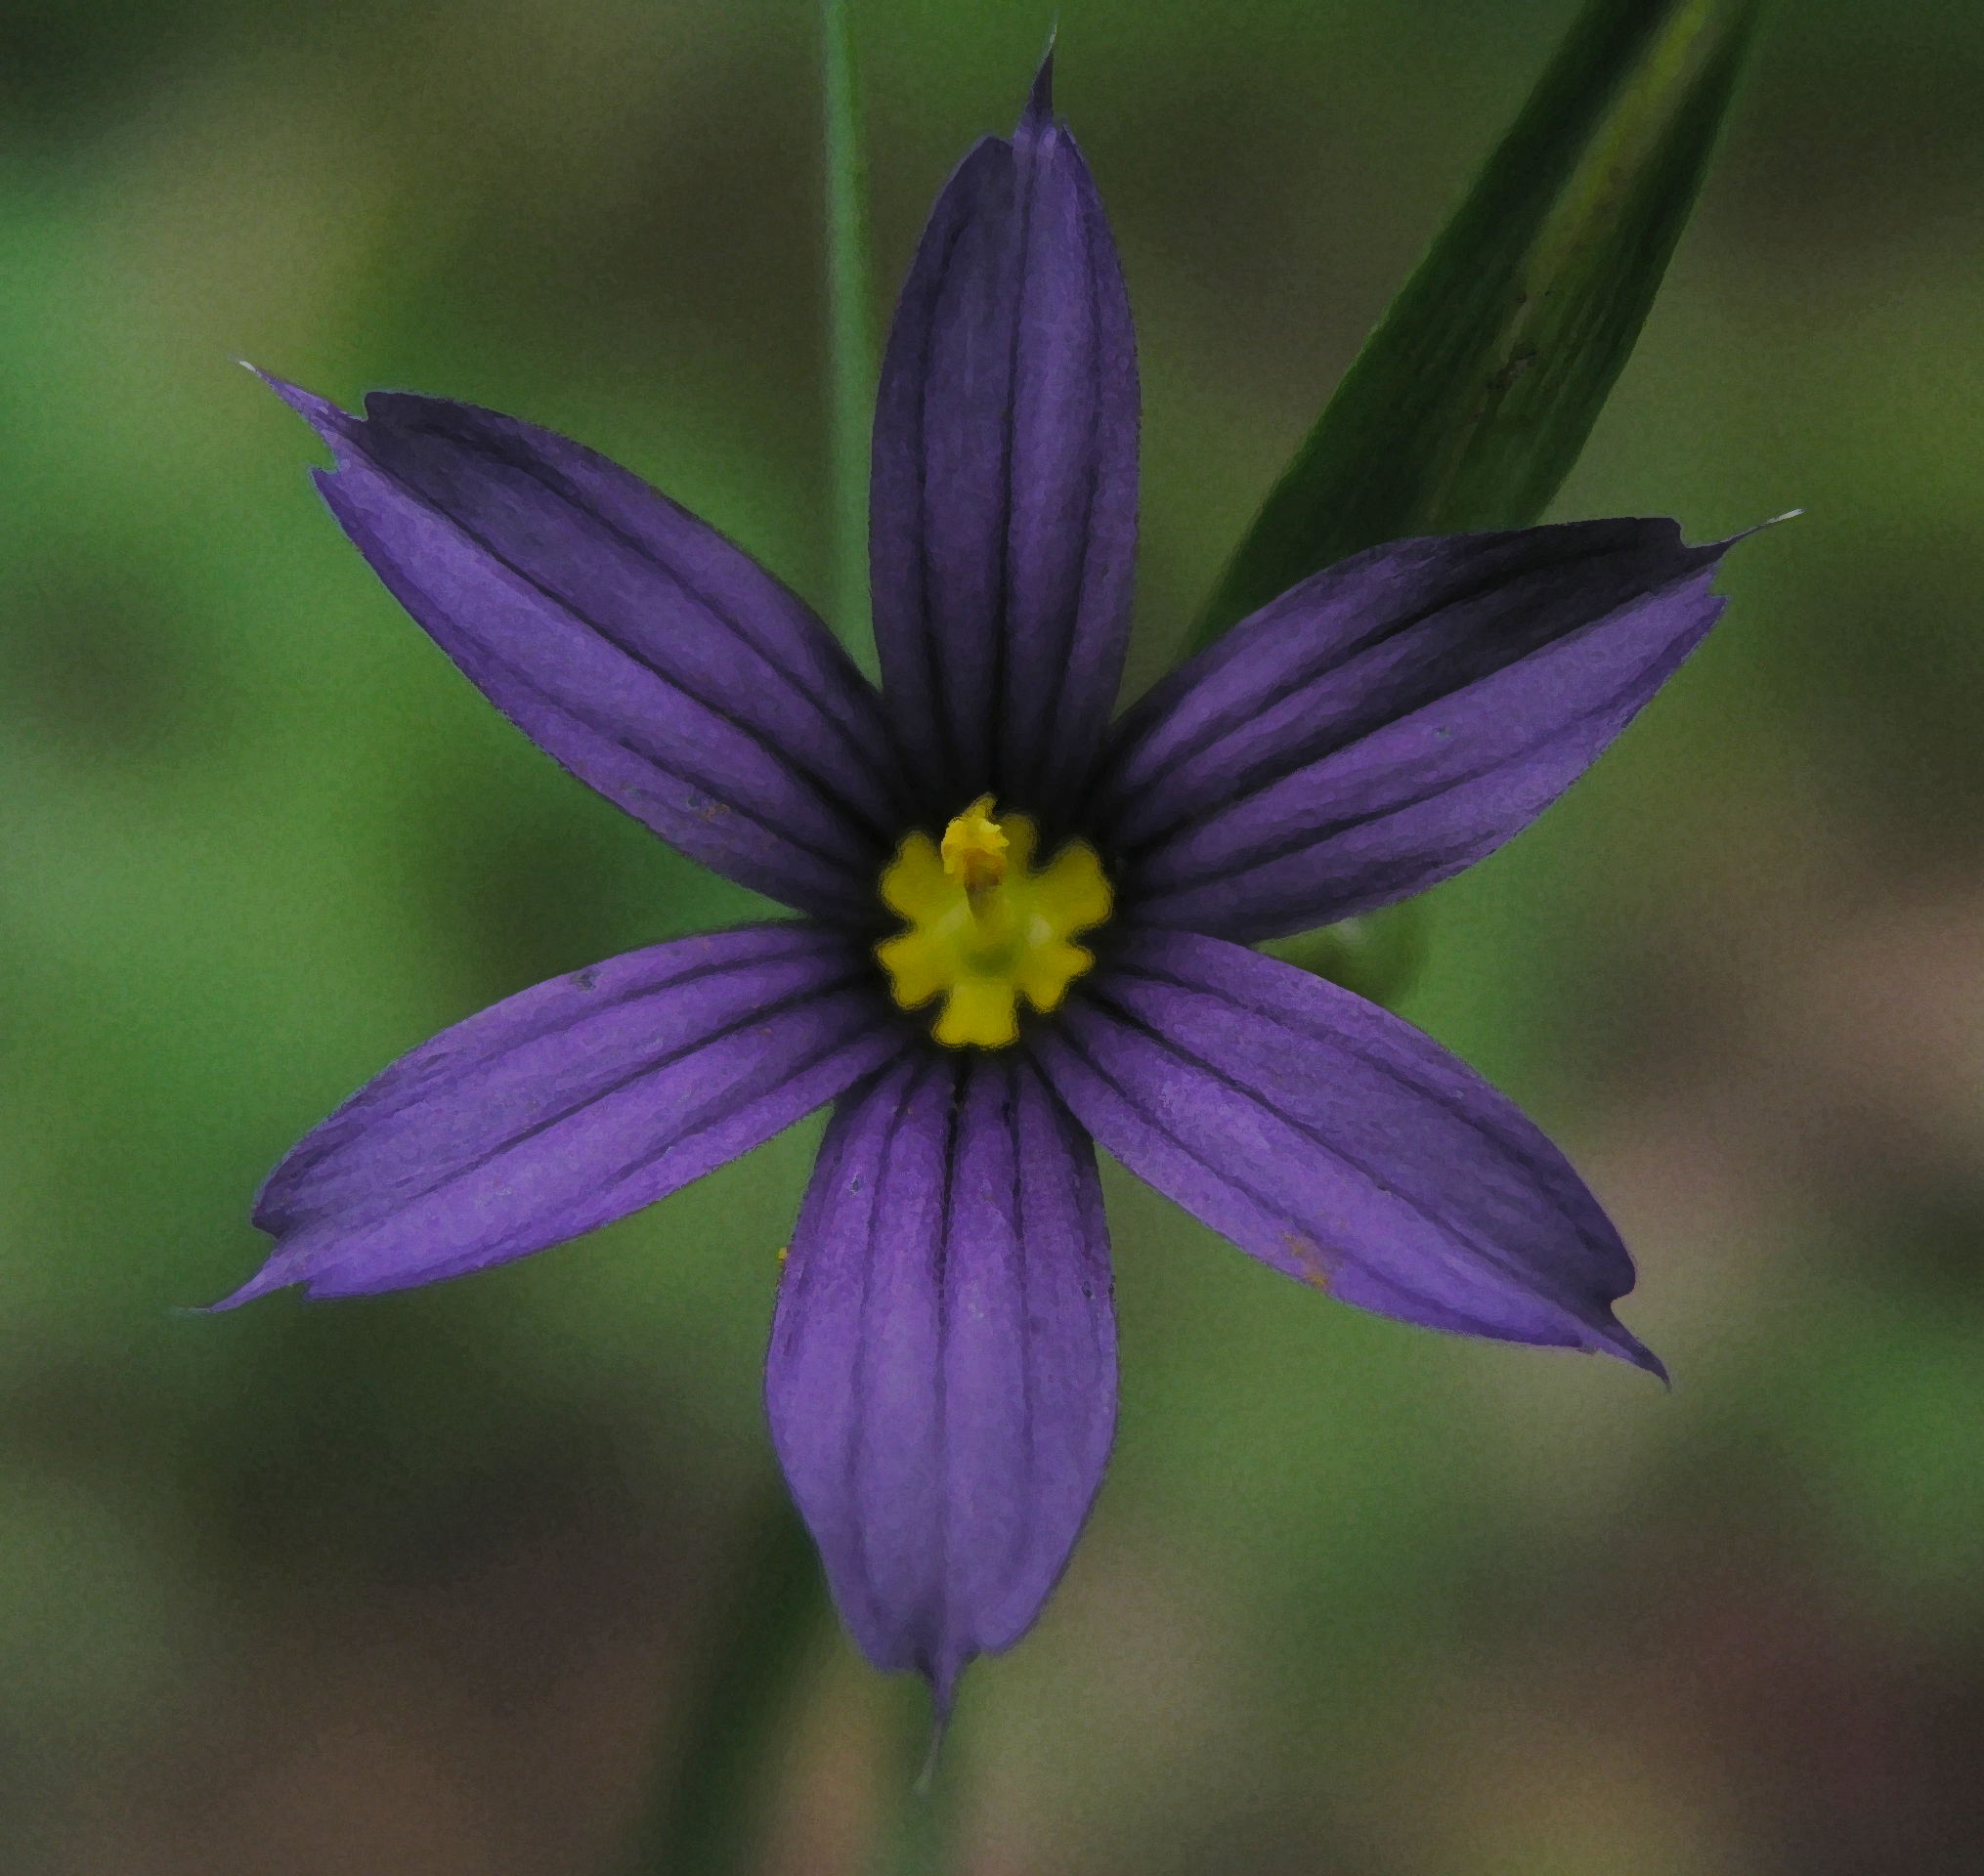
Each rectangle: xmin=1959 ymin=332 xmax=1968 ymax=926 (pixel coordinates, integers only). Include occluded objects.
xmin=876 ymin=794 xmax=1111 ymax=1048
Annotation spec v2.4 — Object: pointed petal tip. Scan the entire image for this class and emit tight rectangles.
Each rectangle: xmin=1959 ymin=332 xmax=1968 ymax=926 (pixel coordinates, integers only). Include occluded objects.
xmin=1022 ymin=27 xmax=1056 ymax=130
xmin=912 ymin=1701 xmax=950 ymax=1794
xmin=1598 ymin=1319 xmax=1669 ymax=1388
xmin=769 ymin=1056 xmax=1115 ymax=1725
xmin=196 ymin=1259 xmax=296 ymax=1314
xmin=245 ymin=366 xmax=357 ymax=445
xmin=1744 ymin=506 xmax=1804 ymax=539
xmin=1701 ymin=506 xmax=1802 ymax=559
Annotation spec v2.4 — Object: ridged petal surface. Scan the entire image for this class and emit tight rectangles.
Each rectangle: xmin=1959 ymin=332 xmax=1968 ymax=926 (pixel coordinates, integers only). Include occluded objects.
xmin=1032 ymin=928 xmax=1661 ymax=1375
xmin=869 ymin=56 xmax=1139 ymax=827
xmin=269 ymin=377 xmax=907 ymax=922
xmin=224 ymin=926 xmax=905 ymax=1301
xmin=767 ymin=1048 xmax=1116 ymax=1711
xmin=1091 ymin=521 xmax=1727 ymax=940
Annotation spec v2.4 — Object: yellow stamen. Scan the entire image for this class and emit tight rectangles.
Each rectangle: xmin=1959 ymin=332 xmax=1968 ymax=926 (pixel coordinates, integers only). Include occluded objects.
xmin=938 ymin=794 xmax=1010 ymax=892
xmin=878 ymin=799 xmax=1111 ymax=1049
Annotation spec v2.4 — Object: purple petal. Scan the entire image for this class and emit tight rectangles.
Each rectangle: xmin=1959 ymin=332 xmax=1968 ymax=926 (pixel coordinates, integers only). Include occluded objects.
xmin=869 ymin=53 xmax=1139 ymax=823
xmin=221 ymin=925 xmax=906 ymax=1303
xmin=1090 ymin=521 xmax=1728 ymax=940
xmin=766 ymin=1047 xmax=1116 ymax=1711
xmin=1031 ymin=927 xmax=1661 ymax=1376
xmin=264 ymin=376 xmax=908 ymax=923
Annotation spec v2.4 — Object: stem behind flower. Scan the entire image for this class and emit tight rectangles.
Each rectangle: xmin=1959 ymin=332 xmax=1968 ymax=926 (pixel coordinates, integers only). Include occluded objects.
xmin=823 ymin=0 xmax=880 ymax=678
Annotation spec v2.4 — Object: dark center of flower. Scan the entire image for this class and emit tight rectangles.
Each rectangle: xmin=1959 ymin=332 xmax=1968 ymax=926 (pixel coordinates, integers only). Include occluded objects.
xmin=875 ymin=794 xmax=1111 ymax=1047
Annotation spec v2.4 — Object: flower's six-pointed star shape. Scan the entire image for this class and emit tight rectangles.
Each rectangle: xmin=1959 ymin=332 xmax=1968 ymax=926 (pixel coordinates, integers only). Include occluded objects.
xmin=226 ymin=58 xmax=1735 ymax=1709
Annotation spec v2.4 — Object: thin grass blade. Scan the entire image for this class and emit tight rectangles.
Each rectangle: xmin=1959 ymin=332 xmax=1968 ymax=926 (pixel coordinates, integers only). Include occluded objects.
xmin=1190 ymin=0 xmax=1767 ymax=654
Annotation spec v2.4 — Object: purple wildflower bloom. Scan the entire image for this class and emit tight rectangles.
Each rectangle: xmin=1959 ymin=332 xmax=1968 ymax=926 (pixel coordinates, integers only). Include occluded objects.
xmin=228 ymin=58 xmax=1734 ymax=1709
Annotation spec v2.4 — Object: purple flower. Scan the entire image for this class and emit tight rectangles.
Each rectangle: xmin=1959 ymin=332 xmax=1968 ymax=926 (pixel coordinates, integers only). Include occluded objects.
xmin=228 ymin=59 xmax=1733 ymax=1709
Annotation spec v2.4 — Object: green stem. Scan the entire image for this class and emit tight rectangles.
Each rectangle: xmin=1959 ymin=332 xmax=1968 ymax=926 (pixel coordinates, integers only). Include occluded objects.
xmin=878 ymin=1787 xmax=945 ymax=1876
xmin=869 ymin=1681 xmax=947 ymax=1876
xmin=621 ymin=15 xmax=881 ymax=1864
xmin=822 ymin=0 xmax=879 ymax=675
xmin=624 ymin=1486 xmax=831 ymax=1874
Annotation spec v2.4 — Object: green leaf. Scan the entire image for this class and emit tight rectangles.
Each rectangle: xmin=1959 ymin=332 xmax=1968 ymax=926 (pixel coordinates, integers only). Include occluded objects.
xmin=1189 ymin=0 xmax=1767 ymax=655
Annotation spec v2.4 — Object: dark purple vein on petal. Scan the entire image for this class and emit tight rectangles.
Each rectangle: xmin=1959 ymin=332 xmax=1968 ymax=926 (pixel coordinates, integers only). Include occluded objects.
xmin=296 ymin=967 xmax=885 ymax=1230
xmin=269 ymin=928 xmax=862 ymax=1175
xmin=1042 ymin=1010 xmax=1481 ymax=1328
xmin=324 ymin=488 xmax=876 ymax=905
xmin=928 ymin=1053 xmax=967 ymax=1684
xmin=985 ymin=133 xmax=1041 ymax=805
xmin=911 ymin=158 xmax=995 ymax=808
xmin=1005 ymin=1055 xmax=1037 ymax=1593
xmin=398 ymin=418 xmax=908 ymax=830
xmin=1100 ymin=949 xmax=1539 ymax=1157
xmin=598 ymin=1010 xmax=907 ymax=1198
xmin=842 ymin=1051 xmax=947 ymax=1647
xmin=379 ymin=486 xmax=901 ymax=856
xmin=1102 ymin=542 xmax=1714 ymax=841
xmin=1118 ymin=600 xmax=1703 ymax=887
xmin=1051 ymin=987 xmax=1599 ymax=1323
xmin=1079 ymin=974 xmax=1593 ymax=1303
xmin=1022 ymin=159 xmax=1108 ymax=809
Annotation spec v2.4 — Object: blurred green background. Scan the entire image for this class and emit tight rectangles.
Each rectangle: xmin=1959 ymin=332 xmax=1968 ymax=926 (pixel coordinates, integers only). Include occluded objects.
xmin=2 ymin=1 xmax=1981 ymax=1870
